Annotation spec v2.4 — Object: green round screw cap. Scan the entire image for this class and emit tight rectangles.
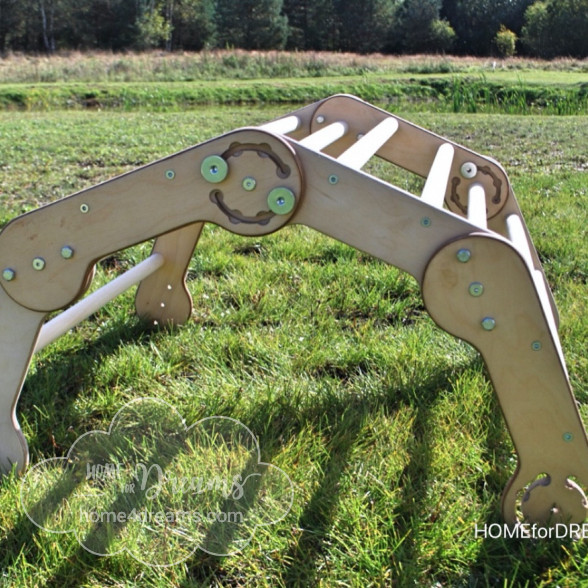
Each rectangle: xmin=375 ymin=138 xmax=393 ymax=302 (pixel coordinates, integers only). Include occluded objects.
xmin=481 ymin=317 xmax=496 ymax=331
xmin=267 ymin=187 xmax=296 ymax=215
xmin=468 ymin=282 xmax=484 ymax=297
xmin=456 ymin=248 xmax=471 ymax=263
xmin=61 ymin=246 xmax=74 ymax=259
xmin=201 ymin=155 xmax=228 ymax=184
xmin=2 ymin=268 xmax=15 ymax=281
xmin=32 ymin=257 xmax=46 ymax=271
xmin=242 ymin=176 xmax=257 ymax=191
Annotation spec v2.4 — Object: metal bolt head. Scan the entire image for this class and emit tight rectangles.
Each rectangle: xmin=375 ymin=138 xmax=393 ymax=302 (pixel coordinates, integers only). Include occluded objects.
xmin=165 ymin=169 xmax=175 ymax=180
xmin=242 ymin=177 xmax=257 ymax=191
xmin=531 ymin=340 xmax=542 ymax=351
xmin=468 ymin=282 xmax=484 ymax=297
xmin=460 ymin=162 xmax=478 ymax=179
xmin=2 ymin=268 xmax=15 ymax=281
xmin=420 ymin=217 xmax=432 ymax=228
xmin=563 ymin=432 xmax=573 ymax=442
xmin=316 ymin=115 xmax=325 ymax=124
xmin=267 ymin=187 xmax=296 ymax=215
xmin=61 ymin=246 xmax=74 ymax=259
xmin=32 ymin=257 xmax=46 ymax=271
xmin=481 ymin=317 xmax=496 ymax=331
xmin=456 ymin=248 xmax=471 ymax=263
xmin=201 ymin=155 xmax=228 ymax=184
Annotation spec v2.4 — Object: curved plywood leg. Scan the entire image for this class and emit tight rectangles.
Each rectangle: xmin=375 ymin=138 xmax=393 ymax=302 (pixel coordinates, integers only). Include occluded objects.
xmin=134 ymin=223 xmax=205 ymax=327
xmin=0 ymin=287 xmax=46 ymax=474
xmin=422 ymin=234 xmax=588 ymax=524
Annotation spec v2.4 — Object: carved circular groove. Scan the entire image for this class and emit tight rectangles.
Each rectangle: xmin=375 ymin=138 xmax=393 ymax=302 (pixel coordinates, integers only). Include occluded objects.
xmin=205 ymin=130 xmax=303 ymax=237
xmin=448 ymin=164 xmax=509 ymax=220
xmin=521 ymin=475 xmax=588 ymax=525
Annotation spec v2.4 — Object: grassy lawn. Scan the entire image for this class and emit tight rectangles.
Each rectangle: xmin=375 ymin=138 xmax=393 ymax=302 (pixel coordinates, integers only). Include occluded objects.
xmin=0 ymin=98 xmax=586 ymax=585
xmin=0 ymin=51 xmax=586 ymax=113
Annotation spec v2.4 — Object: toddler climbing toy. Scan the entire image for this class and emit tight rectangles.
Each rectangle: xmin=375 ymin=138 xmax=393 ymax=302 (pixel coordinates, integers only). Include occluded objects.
xmin=1 ymin=95 xmax=586 ymax=525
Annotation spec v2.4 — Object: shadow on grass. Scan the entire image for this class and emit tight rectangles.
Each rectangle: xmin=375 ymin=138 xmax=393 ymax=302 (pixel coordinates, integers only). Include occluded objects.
xmin=6 ymin=314 xmax=297 ymax=586
xmin=0 ymin=317 xmax=155 ymax=583
xmin=181 ymin=364 xmax=464 ymax=586
xmin=19 ymin=316 xmax=153 ymax=456
xmin=466 ymin=392 xmax=575 ymax=586
xmin=5 ymin=315 xmax=571 ymax=586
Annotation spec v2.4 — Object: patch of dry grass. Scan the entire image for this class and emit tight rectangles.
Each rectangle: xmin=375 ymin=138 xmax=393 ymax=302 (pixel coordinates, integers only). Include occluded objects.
xmin=0 ymin=50 xmax=586 ymax=83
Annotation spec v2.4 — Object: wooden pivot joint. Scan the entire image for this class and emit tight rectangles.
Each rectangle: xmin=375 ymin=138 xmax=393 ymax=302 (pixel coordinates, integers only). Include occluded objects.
xmin=0 ymin=94 xmax=584 ymax=527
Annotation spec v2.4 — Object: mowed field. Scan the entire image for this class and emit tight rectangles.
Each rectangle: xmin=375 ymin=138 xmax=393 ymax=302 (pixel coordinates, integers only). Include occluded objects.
xmin=0 ymin=53 xmax=587 ymax=586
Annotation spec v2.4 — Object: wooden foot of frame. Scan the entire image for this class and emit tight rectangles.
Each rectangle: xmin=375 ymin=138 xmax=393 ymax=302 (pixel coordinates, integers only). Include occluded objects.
xmin=0 ymin=95 xmax=585 ymax=526
xmin=135 ymin=223 xmax=205 ymax=326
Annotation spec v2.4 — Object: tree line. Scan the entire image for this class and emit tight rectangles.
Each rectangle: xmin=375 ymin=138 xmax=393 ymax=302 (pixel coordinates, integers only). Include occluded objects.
xmin=1 ymin=0 xmax=587 ymax=58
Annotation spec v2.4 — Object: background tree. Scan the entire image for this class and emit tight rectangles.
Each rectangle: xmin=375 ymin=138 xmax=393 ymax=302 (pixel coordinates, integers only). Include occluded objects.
xmin=494 ymin=24 xmax=517 ymax=57
xmin=61 ymin=0 xmax=139 ymax=50
xmin=441 ymin=0 xmax=533 ymax=55
xmin=0 ymin=0 xmax=26 ymax=52
xmin=283 ymin=0 xmax=338 ymax=51
xmin=522 ymin=0 xmax=588 ymax=58
xmin=215 ymin=0 xmax=287 ymax=49
xmin=136 ymin=0 xmax=172 ymax=49
xmin=172 ymin=0 xmax=216 ymax=50
xmin=336 ymin=0 xmax=398 ymax=54
xmin=520 ymin=1 xmax=548 ymax=56
xmin=398 ymin=0 xmax=455 ymax=53
xmin=38 ymin=0 xmax=58 ymax=52
xmin=0 ymin=0 xmax=586 ymax=56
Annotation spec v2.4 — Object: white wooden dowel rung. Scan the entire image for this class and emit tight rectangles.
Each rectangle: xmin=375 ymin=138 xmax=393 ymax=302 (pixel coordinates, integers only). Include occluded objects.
xmin=259 ymin=115 xmax=301 ymax=135
xmin=505 ymin=213 xmax=534 ymax=268
xmin=34 ymin=253 xmax=165 ymax=353
xmin=298 ymin=121 xmax=348 ymax=151
xmin=467 ymin=183 xmax=487 ymax=228
xmin=532 ymin=268 xmax=565 ymax=371
xmin=420 ymin=143 xmax=455 ymax=208
xmin=506 ymin=213 xmax=562 ymax=364
xmin=336 ymin=118 xmax=399 ymax=170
